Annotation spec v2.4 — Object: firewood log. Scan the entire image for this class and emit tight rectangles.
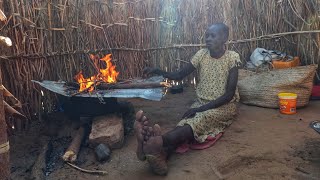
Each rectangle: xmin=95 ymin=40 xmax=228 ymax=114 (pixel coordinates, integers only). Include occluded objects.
xmin=62 ymin=127 xmax=85 ymax=162
xmin=98 ymin=82 xmax=171 ymax=89
xmin=68 ymin=81 xmax=170 ymax=97
xmin=67 ymin=81 xmax=170 ymax=90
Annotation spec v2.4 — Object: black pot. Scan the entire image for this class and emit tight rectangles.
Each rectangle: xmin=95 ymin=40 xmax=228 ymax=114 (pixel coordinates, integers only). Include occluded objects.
xmin=170 ymin=84 xmax=183 ymax=94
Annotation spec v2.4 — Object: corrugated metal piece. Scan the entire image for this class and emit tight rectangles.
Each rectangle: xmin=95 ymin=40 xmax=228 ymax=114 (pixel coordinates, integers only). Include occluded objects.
xmin=32 ymin=76 xmax=165 ymax=101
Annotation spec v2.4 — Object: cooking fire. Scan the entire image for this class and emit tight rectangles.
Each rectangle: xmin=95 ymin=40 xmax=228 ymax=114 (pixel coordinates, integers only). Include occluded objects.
xmin=75 ymin=54 xmax=119 ymax=92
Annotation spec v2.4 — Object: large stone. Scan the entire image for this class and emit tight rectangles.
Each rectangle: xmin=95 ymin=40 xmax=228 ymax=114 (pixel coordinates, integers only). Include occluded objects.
xmin=89 ymin=115 xmax=124 ymax=149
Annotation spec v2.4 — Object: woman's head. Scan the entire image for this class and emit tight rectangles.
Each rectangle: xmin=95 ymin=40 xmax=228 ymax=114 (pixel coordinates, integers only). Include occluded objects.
xmin=205 ymin=23 xmax=229 ymax=50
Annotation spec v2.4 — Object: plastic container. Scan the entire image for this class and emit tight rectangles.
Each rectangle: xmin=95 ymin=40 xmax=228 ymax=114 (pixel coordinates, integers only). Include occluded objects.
xmin=272 ymin=57 xmax=300 ymax=69
xmin=278 ymin=93 xmax=297 ymax=115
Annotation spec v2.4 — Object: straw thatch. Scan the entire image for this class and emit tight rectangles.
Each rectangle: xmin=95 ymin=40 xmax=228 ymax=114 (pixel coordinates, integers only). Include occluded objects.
xmin=0 ymin=0 xmax=319 ymax=116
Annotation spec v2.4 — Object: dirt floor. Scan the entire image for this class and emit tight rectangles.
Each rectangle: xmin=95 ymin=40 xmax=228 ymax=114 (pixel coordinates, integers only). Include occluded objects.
xmin=9 ymin=87 xmax=320 ymax=180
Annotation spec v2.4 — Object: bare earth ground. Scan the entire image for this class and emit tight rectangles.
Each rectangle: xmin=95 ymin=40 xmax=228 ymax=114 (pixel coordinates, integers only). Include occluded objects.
xmin=9 ymin=87 xmax=320 ymax=180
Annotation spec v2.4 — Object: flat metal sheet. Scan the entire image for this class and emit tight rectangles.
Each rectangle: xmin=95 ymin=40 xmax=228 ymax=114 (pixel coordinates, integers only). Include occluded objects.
xmin=32 ymin=76 xmax=165 ymax=101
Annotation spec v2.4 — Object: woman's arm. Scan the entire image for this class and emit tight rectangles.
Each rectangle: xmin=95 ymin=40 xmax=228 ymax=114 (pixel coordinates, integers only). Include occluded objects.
xmin=144 ymin=63 xmax=196 ymax=81
xmin=182 ymin=66 xmax=238 ymax=119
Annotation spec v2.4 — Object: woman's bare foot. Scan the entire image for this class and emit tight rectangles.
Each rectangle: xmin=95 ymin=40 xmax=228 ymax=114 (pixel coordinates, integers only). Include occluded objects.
xmin=144 ymin=124 xmax=168 ymax=176
xmin=134 ymin=110 xmax=149 ymax=161
xmin=143 ymin=124 xmax=162 ymax=154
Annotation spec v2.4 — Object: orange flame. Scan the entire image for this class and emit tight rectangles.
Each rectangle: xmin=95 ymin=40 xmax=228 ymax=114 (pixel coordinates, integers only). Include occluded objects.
xmin=74 ymin=54 xmax=119 ymax=92
xmin=99 ymin=54 xmax=119 ymax=83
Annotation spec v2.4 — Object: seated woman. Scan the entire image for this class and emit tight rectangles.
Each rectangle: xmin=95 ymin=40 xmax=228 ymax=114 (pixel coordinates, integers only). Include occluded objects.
xmin=134 ymin=23 xmax=241 ymax=175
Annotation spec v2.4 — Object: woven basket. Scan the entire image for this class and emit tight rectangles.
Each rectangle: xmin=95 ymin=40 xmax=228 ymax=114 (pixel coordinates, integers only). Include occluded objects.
xmin=238 ymin=65 xmax=318 ymax=108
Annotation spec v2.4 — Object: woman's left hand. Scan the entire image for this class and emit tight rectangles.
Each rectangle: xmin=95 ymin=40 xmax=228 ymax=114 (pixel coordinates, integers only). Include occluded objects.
xmin=182 ymin=108 xmax=198 ymax=119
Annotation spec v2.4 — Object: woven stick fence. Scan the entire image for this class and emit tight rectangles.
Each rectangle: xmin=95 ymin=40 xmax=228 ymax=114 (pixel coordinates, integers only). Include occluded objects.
xmin=0 ymin=0 xmax=319 ymax=116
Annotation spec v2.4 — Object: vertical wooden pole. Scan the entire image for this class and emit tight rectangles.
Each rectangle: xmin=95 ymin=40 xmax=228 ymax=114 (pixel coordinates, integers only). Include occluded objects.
xmin=0 ymin=2 xmax=10 ymax=178
xmin=0 ymin=67 xmax=10 ymax=179
xmin=223 ymin=0 xmax=233 ymax=40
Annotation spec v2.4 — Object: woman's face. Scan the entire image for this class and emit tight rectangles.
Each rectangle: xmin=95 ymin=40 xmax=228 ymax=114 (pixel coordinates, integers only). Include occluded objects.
xmin=205 ymin=25 xmax=228 ymax=50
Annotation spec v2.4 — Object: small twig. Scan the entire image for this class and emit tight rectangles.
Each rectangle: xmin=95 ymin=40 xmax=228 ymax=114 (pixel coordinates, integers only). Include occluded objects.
xmin=66 ymin=162 xmax=108 ymax=176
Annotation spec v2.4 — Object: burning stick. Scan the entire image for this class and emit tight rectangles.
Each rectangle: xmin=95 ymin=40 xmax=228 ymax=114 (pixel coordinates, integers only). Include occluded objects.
xmin=69 ymin=86 xmax=91 ymax=97
xmin=62 ymin=127 xmax=85 ymax=163
xmin=69 ymin=81 xmax=170 ymax=97
xmin=69 ymin=79 xmax=103 ymax=97
xmin=98 ymin=81 xmax=171 ymax=89
xmin=69 ymin=81 xmax=170 ymax=90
